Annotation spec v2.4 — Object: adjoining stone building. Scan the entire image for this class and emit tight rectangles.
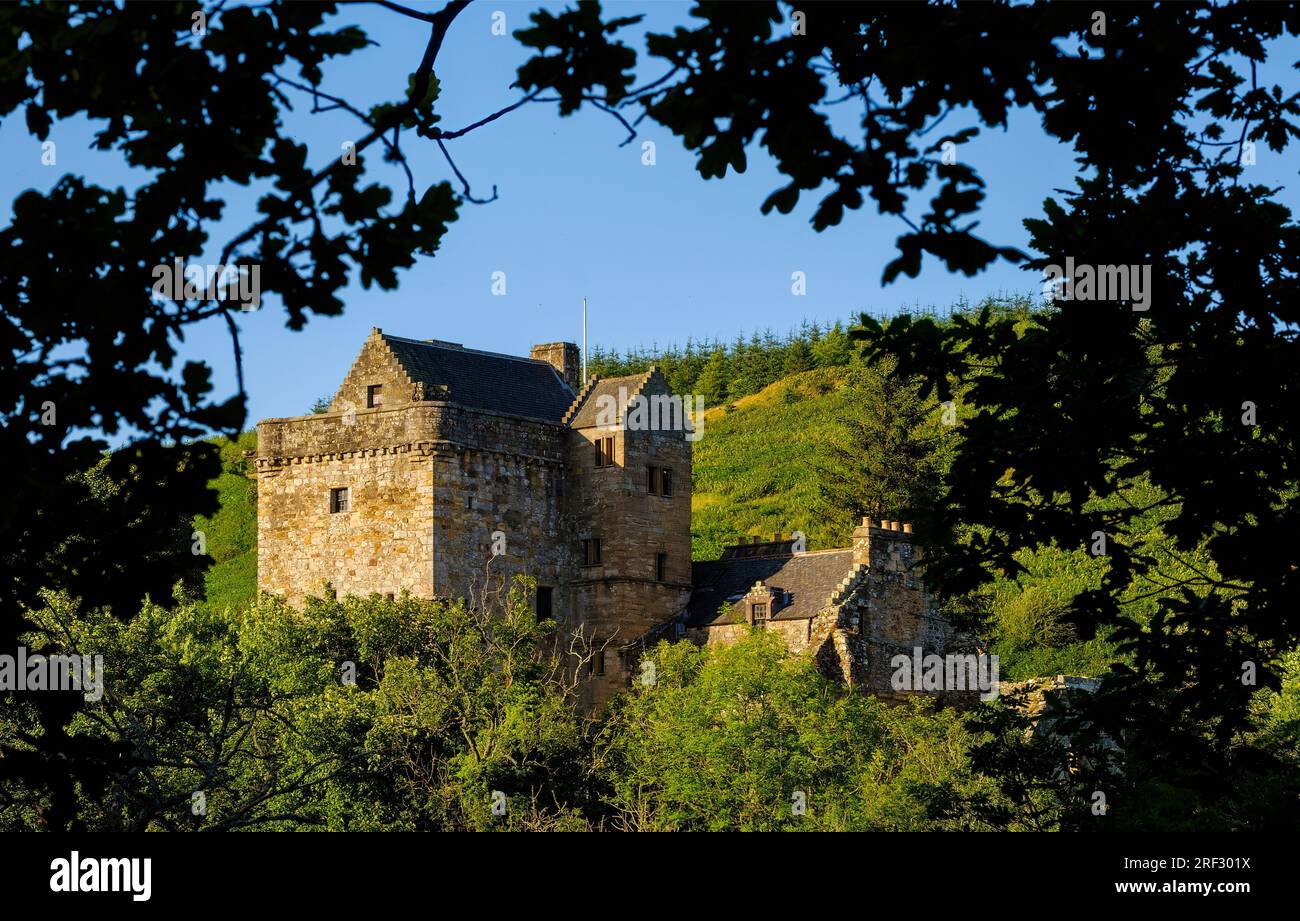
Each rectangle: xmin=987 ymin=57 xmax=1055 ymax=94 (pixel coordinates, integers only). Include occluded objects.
xmin=255 ymin=329 xmax=953 ymax=706
xmin=685 ymin=519 xmax=953 ymax=699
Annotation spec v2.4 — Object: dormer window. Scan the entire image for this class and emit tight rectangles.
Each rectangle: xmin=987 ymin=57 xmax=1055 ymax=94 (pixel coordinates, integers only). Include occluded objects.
xmin=367 ymin=384 xmax=383 ymax=408
xmin=751 ymin=603 xmax=768 ymax=626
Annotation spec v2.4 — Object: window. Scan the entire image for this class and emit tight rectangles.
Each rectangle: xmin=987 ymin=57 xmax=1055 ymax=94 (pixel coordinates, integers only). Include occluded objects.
xmin=594 ymin=436 xmax=615 ymax=467
xmin=330 ymin=487 xmax=350 ymax=513
xmin=655 ymin=552 xmax=667 ymax=582
xmin=647 ymin=466 xmax=673 ymax=497
xmin=582 ymin=538 xmax=602 ymax=567
xmin=536 ymin=586 xmax=554 ymax=621
xmin=594 ymin=648 xmax=606 ymax=677
xmin=367 ymin=384 xmax=383 ymax=408
xmin=751 ymin=603 xmax=768 ymax=626
xmin=465 ymin=496 xmax=474 ymax=509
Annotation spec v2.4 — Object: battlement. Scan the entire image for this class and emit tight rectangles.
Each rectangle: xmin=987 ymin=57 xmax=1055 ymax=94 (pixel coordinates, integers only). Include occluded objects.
xmin=851 ymin=516 xmax=921 ymax=573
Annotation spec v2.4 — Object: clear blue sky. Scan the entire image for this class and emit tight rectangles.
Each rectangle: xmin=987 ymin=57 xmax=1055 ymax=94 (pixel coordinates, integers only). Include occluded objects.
xmin=2 ymin=2 xmax=1297 ymax=427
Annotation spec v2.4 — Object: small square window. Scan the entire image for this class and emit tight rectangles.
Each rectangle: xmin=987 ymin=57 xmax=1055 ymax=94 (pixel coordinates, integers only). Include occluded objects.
xmin=367 ymin=384 xmax=383 ymax=408
xmin=594 ymin=648 xmax=606 ymax=677
xmin=647 ymin=465 xmax=660 ymax=495
xmin=661 ymin=468 xmax=673 ymax=498
xmin=582 ymin=538 xmax=602 ymax=567
xmin=594 ymin=436 xmax=615 ymax=468
xmin=536 ymin=586 xmax=554 ymax=622
xmin=330 ymin=487 xmax=350 ymax=513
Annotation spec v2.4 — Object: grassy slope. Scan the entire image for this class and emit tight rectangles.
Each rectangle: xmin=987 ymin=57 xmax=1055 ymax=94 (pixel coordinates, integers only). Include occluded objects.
xmin=691 ymin=366 xmax=860 ymax=559
xmin=690 ymin=367 xmax=1118 ymax=678
xmin=193 ymin=431 xmax=258 ymax=614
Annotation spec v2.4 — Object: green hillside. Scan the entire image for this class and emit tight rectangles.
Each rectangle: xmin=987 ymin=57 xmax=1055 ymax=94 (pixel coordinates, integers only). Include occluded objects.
xmin=193 ymin=431 xmax=258 ymax=615
xmin=691 ymin=365 xmax=862 ymax=558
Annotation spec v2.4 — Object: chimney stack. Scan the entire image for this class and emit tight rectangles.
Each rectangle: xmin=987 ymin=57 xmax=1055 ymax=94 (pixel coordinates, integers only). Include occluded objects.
xmin=531 ymin=342 xmax=581 ymax=392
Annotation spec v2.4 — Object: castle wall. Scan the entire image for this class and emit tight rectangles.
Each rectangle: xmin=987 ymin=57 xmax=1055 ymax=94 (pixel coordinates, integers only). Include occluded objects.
xmin=423 ymin=404 xmax=568 ymax=602
xmin=256 ymin=400 xmax=572 ymax=609
xmin=564 ymin=375 xmax=694 ymax=710
xmin=853 ymin=521 xmax=953 ymax=698
xmin=255 ymin=404 xmax=437 ymax=605
xmin=692 ymin=618 xmax=812 ymax=651
xmin=429 ymin=447 xmax=567 ymax=604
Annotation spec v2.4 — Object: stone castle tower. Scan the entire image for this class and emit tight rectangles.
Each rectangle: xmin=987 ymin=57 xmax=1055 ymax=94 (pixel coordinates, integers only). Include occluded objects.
xmin=254 ymin=328 xmax=693 ymax=706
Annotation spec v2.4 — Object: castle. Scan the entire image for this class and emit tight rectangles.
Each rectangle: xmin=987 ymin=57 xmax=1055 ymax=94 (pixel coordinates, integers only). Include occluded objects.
xmin=254 ymin=329 xmax=951 ymax=707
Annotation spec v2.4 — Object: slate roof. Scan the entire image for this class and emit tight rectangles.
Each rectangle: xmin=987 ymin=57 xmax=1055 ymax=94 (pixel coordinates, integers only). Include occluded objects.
xmin=383 ymin=334 xmax=575 ymax=422
xmin=566 ymin=372 xmax=652 ymax=429
xmin=687 ymin=548 xmax=856 ymax=627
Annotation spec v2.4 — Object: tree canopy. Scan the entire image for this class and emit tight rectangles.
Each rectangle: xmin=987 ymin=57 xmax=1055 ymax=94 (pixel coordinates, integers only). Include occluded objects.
xmin=3 ymin=1 xmax=1299 ymax=830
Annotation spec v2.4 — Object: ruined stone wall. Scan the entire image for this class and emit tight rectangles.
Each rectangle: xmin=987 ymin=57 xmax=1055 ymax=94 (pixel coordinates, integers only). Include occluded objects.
xmin=851 ymin=519 xmax=953 ymax=698
xmin=685 ymin=522 xmax=954 ymax=702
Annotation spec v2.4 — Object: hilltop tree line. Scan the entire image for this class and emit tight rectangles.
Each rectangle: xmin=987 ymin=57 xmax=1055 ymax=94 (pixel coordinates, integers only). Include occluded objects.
xmin=587 ymin=298 xmax=1013 ymax=408
xmin=588 ymin=319 xmax=856 ymax=407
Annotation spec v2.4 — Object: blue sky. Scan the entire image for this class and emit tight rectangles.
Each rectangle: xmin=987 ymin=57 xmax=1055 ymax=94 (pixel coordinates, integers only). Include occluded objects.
xmin=2 ymin=2 xmax=1297 ymax=426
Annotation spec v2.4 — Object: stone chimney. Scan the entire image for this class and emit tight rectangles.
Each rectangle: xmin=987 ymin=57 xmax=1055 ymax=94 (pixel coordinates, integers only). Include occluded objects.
xmin=531 ymin=341 xmax=581 ymax=392
xmin=851 ymin=516 xmax=918 ymax=571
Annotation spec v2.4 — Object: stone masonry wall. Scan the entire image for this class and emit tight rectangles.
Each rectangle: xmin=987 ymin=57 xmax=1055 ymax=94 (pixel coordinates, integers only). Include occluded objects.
xmin=255 ymin=403 xmax=437 ymax=605
xmin=852 ymin=519 xmax=953 ymax=699
xmin=331 ymin=327 xmax=426 ymax=411
xmin=565 ymin=371 xmax=694 ymax=710
xmin=686 ymin=521 xmax=951 ymax=701
xmin=257 ymin=397 xmax=573 ymax=608
xmin=429 ymin=446 xmax=567 ymax=605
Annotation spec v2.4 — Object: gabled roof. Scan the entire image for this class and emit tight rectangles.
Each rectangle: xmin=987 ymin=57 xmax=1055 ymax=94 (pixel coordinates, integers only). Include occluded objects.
xmin=564 ymin=370 xmax=656 ymax=429
xmin=382 ymin=334 xmax=574 ymax=422
xmin=687 ymin=549 xmax=856 ymax=626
